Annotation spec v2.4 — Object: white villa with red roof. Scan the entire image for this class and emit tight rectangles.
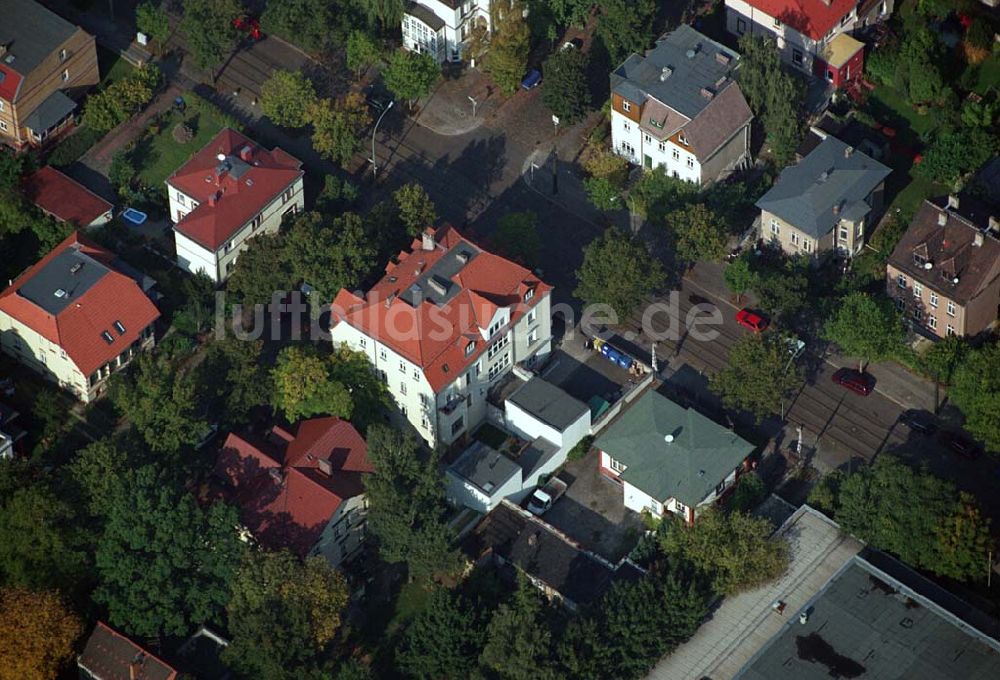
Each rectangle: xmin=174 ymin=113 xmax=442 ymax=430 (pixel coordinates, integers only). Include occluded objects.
xmin=213 ymin=416 xmax=373 ymax=566
xmin=0 ymin=232 xmax=159 ymax=402
xmin=330 ymin=225 xmax=553 ymax=448
xmin=166 ymin=128 xmax=304 ymax=283
xmin=724 ymin=0 xmax=892 ymax=78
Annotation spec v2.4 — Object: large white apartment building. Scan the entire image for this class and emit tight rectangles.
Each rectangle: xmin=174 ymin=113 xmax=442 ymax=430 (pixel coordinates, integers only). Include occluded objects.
xmin=402 ymin=0 xmax=493 ymax=63
xmin=610 ymin=25 xmax=753 ymax=185
xmin=330 ymin=225 xmax=553 ymax=448
xmin=166 ymin=128 xmax=304 ymax=283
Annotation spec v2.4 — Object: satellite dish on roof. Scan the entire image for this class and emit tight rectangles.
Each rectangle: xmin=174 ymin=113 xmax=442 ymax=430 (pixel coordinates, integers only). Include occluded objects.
xmin=664 ymin=434 xmax=675 ymax=444
xmin=924 ymin=262 xmax=933 ymax=270
xmin=216 ymin=153 xmax=226 ymax=162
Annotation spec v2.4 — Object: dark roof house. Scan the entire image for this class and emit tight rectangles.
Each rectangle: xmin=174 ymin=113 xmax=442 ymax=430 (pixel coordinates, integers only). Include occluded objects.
xmin=756 ymin=135 xmax=891 ymax=241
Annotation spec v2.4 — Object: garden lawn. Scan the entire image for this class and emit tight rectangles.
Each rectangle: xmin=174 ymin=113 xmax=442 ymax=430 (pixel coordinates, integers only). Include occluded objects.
xmin=97 ymin=46 xmax=134 ymax=87
xmin=133 ymin=97 xmax=229 ymax=190
xmin=973 ymin=54 xmax=1000 ymax=95
xmin=866 ymin=84 xmax=939 ymax=143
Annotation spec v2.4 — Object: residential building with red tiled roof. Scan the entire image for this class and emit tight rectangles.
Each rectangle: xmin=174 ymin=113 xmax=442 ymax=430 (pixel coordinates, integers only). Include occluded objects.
xmin=166 ymin=128 xmax=304 ymax=283
xmin=78 ymin=621 xmax=178 ymax=680
xmin=330 ymin=225 xmax=553 ymax=448
xmin=0 ymin=232 xmax=159 ymax=402
xmin=213 ymin=417 xmax=373 ymax=565
xmin=23 ymin=165 xmax=113 ymax=227
xmin=724 ymin=0 xmax=892 ymax=78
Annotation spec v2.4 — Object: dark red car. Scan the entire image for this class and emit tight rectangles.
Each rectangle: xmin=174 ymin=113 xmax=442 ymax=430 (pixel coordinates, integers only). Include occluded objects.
xmin=233 ymin=15 xmax=263 ymax=40
xmin=831 ymin=368 xmax=875 ymax=396
xmin=736 ymin=308 xmax=768 ymax=332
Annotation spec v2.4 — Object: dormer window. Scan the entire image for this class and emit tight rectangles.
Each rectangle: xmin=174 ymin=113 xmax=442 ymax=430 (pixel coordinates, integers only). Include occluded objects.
xmin=912 ymin=253 xmax=927 ymax=267
xmin=465 ymin=340 xmax=476 ymax=356
xmin=524 ymin=288 xmax=534 ymax=302
xmin=677 ymin=131 xmax=688 ymax=146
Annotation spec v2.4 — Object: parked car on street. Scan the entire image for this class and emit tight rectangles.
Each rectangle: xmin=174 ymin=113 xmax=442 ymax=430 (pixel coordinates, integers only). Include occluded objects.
xmin=736 ymin=308 xmax=768 ymax=332
xmin=831 ymin=368 xmax=875 ymax=396
xmin=899 ymin=409 xmax=937 ymax=436
xmin=521 ymin=69 xmax=542 ymax=90
xmin=939 ymin=430 xmax=981 ymax=460
xmin=527 ymin=477 xmax=568 ymax=515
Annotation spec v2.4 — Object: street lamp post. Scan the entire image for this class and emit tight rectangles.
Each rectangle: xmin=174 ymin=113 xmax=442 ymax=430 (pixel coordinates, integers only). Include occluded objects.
xmin=371 ymin=100 xmax=395 ymax=178
xmin=468 ymin=95 xmax=478 ymax=118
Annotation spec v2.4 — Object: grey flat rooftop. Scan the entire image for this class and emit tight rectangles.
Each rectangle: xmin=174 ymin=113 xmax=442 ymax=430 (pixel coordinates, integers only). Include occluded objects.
xmin=646 ymin=506 xmax=863 ymax=680
xmin=22 ymin=89 xmax=76 ymax=133
xmin=515 ymin=436 xmax=560 ymax=486
xmin=736 ymin=556 xmax=1000 ymax=680
xmin=0 ymin=0 xmax=78 ymax=76
xmin=449 ymin=440 xmax=520 ymax=495
xmin=18 ymin=247 xmax=110 ymax=315
xmin=507 ymin=376 xmax=589 ymax=432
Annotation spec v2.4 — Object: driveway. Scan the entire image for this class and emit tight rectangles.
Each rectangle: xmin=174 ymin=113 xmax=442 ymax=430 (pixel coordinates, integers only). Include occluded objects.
xmin=542 ymin=449 xmax=645 ymax=564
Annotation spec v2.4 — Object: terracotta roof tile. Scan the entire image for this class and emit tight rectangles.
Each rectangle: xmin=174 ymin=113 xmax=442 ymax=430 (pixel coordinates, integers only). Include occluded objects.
xmin=78 ymin=621 xmax=178 ymax=680
xmin=23 ymin=166 xmax=113 ymax=227
xmin=744 ymin=0 xmax=857 ymax=41
xmin=167 ymin=128 xmax=303 ymax=251
xmin=0 ymin=232 xmax=160 ymax=377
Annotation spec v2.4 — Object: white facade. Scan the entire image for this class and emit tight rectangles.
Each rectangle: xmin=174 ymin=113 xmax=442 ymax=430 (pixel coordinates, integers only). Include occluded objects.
xmin=331 ymin=292 xmax=552 ymax=448
xmin=0 ymin=312 xmax=155 ymax=403
xmin=446 ymin=464 xmax=522 ymax=513
xmin=600 ymin=450 xmax=702 ymax=523
xmin=168 ymin=178 xmax=304 ymax=283
xmin=402 ymin=0 xmax=493 ymax=63
xmin=611 ymin=112 xmax=704 ymax=183
xmin=724 ymin=0 xmax=858 ymax=74
xmin=310 ymin=495 xmax=368 ymax=567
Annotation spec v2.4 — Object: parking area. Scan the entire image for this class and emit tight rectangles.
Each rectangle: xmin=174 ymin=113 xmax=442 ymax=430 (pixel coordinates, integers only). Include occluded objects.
xmin=542 ymin=448 xmax=645 ymax=564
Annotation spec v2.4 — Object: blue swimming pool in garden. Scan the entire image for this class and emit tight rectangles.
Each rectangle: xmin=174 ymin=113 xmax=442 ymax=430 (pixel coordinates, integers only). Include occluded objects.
xmin=122 ymin=208 xmax=148 ymax=225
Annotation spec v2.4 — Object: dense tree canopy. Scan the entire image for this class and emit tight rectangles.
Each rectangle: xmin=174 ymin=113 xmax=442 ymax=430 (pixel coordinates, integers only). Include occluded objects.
xmin=261 ymin=71 xmax=318 ymax=128
xmin=363 ymin=426 xmax=460 ymax=582
xmin=809 ymin=456 xmax=992 ymax=581
xmin=575 ymin=228 xmax=666 ymax=320
xmin=397 ymin=588 xmax=485 ymax=679
xmin=180 ymin=0 xmax=241 ymax=69
xmin=0 ymin=587 xmax=82 ymax=680
xmin=542 ymin=47 xmax=590 ymax=123
xmin=736 ymin=36 xmax=804 ymax=167
xmin=346 ymin=30 xmax=382 ymax=79
xmin=227 ymin=232 xmax=294 ymax=307
xmin=661 ymin=508 xmax=789 ymax=595
xmin=272 ymin=345 xmax=354 ymax=423
xmin=224 ymin=550 xmax=349 ymax=680
xmin=394 ymin=183 xmax=438 ymax=236
xmin=309 ymin=94 xmax=372 ymax=168
xmin=487 ymin=0 xmax=531 ymax=95
xmin=383 ymin=50 xmax=441 ymax=107
xmin=135 ymin=2 xmax=170 ymax=49
xmin=596 ymin=0 xmax=656 ymax=66
xmin=709 ymin=332 xmax=802 ymax=421
xmin=949 ymin=342 xmax=1000 ymax=453
xmin=479 ymin=577 xmax=555 ymax=680
xmin=493 ymin=210 xmax=542 ymax=268
xmin=664 ymin=204 xmax=729 ymax=266
xmin=286 ymin=211 xmax=376 ymax=301
xmin=823 ymin=292 xmax=906 ymax=370
xmin=94 ymin=465 xmax=245 ymax=636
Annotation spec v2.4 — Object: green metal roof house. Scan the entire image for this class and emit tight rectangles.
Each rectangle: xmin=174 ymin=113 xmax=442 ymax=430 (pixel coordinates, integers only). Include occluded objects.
xmin=594 ymin=390 xmax=755 ymax=523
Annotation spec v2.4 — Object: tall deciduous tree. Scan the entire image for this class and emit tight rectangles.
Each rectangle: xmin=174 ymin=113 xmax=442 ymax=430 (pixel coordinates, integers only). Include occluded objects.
xmin=227 ymin=232 xmax=294 ymax=307
xmin=271 ymin=345 xmax=354 ymax=423
xmin=195 ymin=338 xmax=273 ymax=428
xmin=0 ymin=587 xmax=82 ymax=680
xmin=493 ymin=210 xmax=542 ymax=268
xmin=396 ymin=588 xmax=485 ymax=680
xmin=575 ymin=227 xmax=666 ymax=320
xmin=383 ymin=50 xmax=441 ymax=108
xmin=135 ymin=2 xmax=170 ymax=50
xmin=736 ymin=35 xmax=804 ymax=168
xmin=180 ymin=0 xmax=241 ymax=70
xmin=261 ymin=71 xmax=318 ymax=128
xmin=480 ymin=577 xmax=555 ymax=680
xmin=358 ymin=0 xmax=404 ymax=31
xmin=596 ymin=0 xmax=656 ymax=66
xmin=723 ymin=253 xmax=756 ymax=303
xmin=363 ymin=425 xmax=461 ymax=582
xmin=660 ymin=507 xmax=789 ymax=595
xmin=542 ymin=47 xmax=590 ymax=123
xmin=487 ymin=0 xmax=531 ymax=95
xmin=949 ymin=342 xmax=1000 ymax=453
xmin=346 ymin=30 xmax=382 ymax=79
xmin=394 ymin=183 xmax=438 ymax=236
xmin=665 ymin=203 xmax=729 ymax=266
xmin=309 ymin=94 xmax=373 ymax=167
xmin=260 ymin=0 xmax=337 ymax=52
xmin=823 ymin=292 xmax=906 ymax=370
xmin=109 ymin=353 xmax=208 ymax=454
xmin=224 ymin=550 xmax=349 ymax=680
xmin=286 ymin=211 xmax=376 ymax=301
xmin=709 ymin=332 xmax=802 ymax=421
xmin=94 ymin=465 xmax=245 ymax=636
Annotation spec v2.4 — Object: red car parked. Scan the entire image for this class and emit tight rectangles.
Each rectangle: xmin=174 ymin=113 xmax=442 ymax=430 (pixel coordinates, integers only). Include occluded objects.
xmin=736 ymin=308 xmax=768 ymax=332
xmin=831 ymin=368 xmax=875 ymax=396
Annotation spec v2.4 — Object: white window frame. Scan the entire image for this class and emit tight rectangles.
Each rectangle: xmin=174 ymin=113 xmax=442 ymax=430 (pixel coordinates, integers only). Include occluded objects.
xmin=929 ymin=292 xmax=938 ymax=307
xmin=946 ymin=301 xmax=956 ymax=317
xmin=623 ymin=100 xmax=631 ymax=112
xmin=609 ymin=457 xmax=626 ymax=473
xmin=913 ymin=282 xmax=923 ymax=298
xmin=770 ymin=219 xmax=780 ymax=236
xmin=896 ymin=274 xmax=906 ymax=289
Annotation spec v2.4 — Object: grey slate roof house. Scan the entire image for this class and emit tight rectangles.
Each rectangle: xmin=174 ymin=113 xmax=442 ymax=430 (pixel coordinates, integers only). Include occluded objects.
xmin=757 ymin=134 xmax=891 ymax=259
xmin=595 ymin=390 xmax=755 ymax=523
xmin=609 ymin=25 xmax=754 ymax=184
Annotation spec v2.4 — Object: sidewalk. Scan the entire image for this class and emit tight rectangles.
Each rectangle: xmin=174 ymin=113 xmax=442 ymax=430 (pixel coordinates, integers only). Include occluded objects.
xmin=414 ymin=68 xmax=502 ymax=136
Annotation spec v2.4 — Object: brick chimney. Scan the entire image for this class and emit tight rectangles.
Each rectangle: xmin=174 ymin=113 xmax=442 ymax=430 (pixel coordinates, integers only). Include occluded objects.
xmin=947 ymin=194 xmax=960 ymax=210
xmin=239 ymin=145 xmax=254 ymax=162
xmin=129 ymin=653 xmax=145 ymax=680
xmin=421 ymin=229 xmax=435 ymax=251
